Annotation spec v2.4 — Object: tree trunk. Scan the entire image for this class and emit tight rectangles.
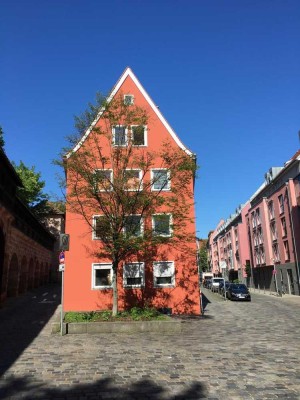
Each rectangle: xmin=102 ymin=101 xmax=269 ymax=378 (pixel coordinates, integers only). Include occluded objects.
xmin=112 ymin=260 xmax=118 ymax=316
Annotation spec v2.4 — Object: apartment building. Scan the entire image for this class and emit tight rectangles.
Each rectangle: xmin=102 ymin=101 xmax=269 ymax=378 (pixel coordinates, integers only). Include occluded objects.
xmin=208 ymin=150 xmax=300 ymax=295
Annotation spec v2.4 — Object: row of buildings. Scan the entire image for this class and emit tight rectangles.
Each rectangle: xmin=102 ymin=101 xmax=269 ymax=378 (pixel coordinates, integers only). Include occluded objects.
xmin=208 ymin=150 xmax=300 ymax=296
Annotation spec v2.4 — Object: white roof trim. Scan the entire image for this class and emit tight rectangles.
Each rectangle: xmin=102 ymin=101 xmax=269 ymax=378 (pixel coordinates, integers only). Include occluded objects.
xmin=66 ymin=67 xmax=192 ymax=158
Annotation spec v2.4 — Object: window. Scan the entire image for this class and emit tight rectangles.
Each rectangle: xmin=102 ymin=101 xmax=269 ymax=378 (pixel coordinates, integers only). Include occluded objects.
xmin=151 ymin=169 xmax=170 ymax=191
xmin=260 ymin=246 xmax=265 ymax=264
xmin=256 ymin=208 xmax=261 ymax=225
xmin=272 ymin=243 xmax=280 ymax=262
xmin=152 ymin=214 xmax=172 ymax=237
xmin=124 ymin=94 xmax=134 ymax=105
xmin=93 ymin=169 xmax=113 ymax=192
xmin=278 ymin=194 xmax=284 ymax=214
xmin=270 ymin=221 xmax=277 ymax=241
xmin=283 ymin=241 xmax=290 ymax=260
xmin=132 ymin=125 xmax=147 ymax=146
xmin=124 ymin=215 xmax=143 ymax=237
xmin=92 ymin=216 xmax=111 ymax=240
xmin=92 ymin=263 xmax=112 ymax=289
xmin=123 ymin=262 xmax=144 ymax=288
xmin=153 ymin=261 xmax=175 ymax=287
xmin=281 ymin=217 xmax=287 ymax=237
xmin=251 ymin=212 xmax=256 ymax=228
xmin=257 ymin=227 xmax=263 ymax=245
xmin=268 ymin=201 xmax=274 ymax=220
xmin=124 ymin=169 xmax=142 ymax=191
xmin=113 ymin=125 xmax=127 ymax=146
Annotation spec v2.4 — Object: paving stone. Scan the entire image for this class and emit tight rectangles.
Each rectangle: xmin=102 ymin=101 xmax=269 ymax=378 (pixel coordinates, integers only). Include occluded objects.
xmin=0 ymin=285 xmax=300 ymax=399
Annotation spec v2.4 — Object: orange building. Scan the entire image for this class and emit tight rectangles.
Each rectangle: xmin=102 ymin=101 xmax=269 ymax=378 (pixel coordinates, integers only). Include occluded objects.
xmin=64 ymin=68 xmax=200 ymax=314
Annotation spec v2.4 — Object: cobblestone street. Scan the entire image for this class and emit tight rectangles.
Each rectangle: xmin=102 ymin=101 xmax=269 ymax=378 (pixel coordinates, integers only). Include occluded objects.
xmin=0 ymin=284 xmax=300 ymax=399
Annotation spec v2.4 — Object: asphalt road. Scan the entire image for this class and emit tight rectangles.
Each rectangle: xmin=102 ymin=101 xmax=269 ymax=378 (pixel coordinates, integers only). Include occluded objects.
xmin=0 ymin=284 xmax=299 ymax=399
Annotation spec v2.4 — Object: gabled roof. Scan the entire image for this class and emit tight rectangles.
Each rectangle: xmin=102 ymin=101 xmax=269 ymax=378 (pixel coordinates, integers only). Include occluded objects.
xmin=67 ymin=67 xmax=193 ymax=158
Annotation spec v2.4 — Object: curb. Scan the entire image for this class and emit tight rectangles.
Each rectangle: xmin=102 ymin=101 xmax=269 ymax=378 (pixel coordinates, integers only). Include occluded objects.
xmin=52 ymin=319 xmax=183 ymax=335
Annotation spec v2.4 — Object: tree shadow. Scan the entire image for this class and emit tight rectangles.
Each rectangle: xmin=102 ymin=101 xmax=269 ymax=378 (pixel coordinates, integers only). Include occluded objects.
xmin=0 ymin=283 xmax=60 ymax=377
xmin=0 ymin=376 xmax=207 ymax=399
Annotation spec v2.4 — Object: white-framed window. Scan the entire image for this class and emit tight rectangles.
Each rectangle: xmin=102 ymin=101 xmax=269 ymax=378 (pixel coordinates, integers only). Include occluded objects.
xmin=124 ymin=169 xmax=142 ymax=191
xmin=153 ymin=261 xmax=175 ymax=288
xmin=270 ymin=221 xmax=277 ymax=241
xmin=92 ymin=215 xmax=111 ymax=240
xmin=260 ymin=246 xmax=265 ymax=264
xmin=131 ymin=125 xmax=147 ymax=146
xmin=123 ymin=262 xmax=145 ymax=288
xmin=256 ymin=208 xmax=261 ymax=225
xmin=278 ymin=194 xmax=284 ymax=214
xmin=268 ymin=201 xmax=274 ymax=220
xmin=257 ymin=227 xmax=263 ymax=245
xmin=124 ymin=94 xmax=134 ymax=105
xmin=151 ymin=169 xmax=170 ymax=191
xmin=113 ymin=125 xmax=127 ymax=146
xmin=92 ymin=263 xmax=113 ymax=289
xmin=152 ymin=214 xmax=172 ymax=237
xmin=124 ymin=215 xmax=143 ymax=237
xmin=272 ymin=243 xmax=280 ymax=262
xmin=93 ymin=169 xmax=113 ymax=192
xmin=281 ymin=217 xmax=287 ymax=237
xmin=283 ymin=240 xmax=290 ymax=260
xmin=251 ymin=212 xmax=256 ymax=229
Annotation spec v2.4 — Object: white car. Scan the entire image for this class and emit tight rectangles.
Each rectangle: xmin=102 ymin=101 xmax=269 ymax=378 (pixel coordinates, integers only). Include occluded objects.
xmin=211 ymin=278 xmax=224 ymax=292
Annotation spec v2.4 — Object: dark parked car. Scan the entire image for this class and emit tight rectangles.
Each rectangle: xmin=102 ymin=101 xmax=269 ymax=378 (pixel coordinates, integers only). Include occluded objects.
xmin=227 ymin=284 xmax=251 ymax=301
xmin=219 ymin=281 xmax=232 ymax=296
xmin=204 ymin=279 xmax=212 ymax=289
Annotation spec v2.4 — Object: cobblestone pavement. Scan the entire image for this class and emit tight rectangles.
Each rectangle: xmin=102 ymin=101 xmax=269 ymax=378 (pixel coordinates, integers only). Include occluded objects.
xmin=0 ymin=284 xmax=300 ymax=400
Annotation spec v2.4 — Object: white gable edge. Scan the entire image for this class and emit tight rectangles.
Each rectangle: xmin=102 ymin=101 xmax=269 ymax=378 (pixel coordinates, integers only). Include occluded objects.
xmin=66 ymin=67 xmax=193 ymax=158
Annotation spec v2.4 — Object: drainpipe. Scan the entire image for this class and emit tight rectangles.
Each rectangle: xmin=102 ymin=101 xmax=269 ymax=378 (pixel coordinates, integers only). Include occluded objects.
xmin=285 ymin=181 xmax=300 ymax=290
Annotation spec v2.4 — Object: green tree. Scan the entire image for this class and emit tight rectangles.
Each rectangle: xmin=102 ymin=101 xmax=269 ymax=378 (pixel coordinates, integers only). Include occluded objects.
xmin=0 ymin=126 xmax=5 ymax=148
xmin=61 ymin=93 xmax=197 ymax=315
xmin=198 ymin=241 xmax=208 ymax=272
xmin=13 ymin=161 xmax=49 ymax=216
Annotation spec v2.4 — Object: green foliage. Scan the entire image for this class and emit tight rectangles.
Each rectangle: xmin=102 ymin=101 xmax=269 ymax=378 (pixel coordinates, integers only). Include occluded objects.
xmin=64 ymin=308 xmax=166 ymax=322
xmin=245 ymin=263 xmax=252 ymax=277
xmin=198 ymin=242 xmax=208 ymax=272
xmin=0 ymin=126 xmax=5 ymax=148
xmin=12 ymin=160 xmax=49 ymax=215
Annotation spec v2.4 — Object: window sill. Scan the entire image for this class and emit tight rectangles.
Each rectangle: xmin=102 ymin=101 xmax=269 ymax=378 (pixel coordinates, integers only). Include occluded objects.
xmin=92 ymin=286 xmax=112 ymax=290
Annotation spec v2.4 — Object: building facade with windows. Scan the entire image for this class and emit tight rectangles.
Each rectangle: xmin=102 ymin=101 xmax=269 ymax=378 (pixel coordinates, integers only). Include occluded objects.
xmin=208 ymin=150 xmax=300 ymax=296
xmin=64 ymin=68 xmax=200 ymax=314
xmin=245 ymin=153 xmax=300 ymax=295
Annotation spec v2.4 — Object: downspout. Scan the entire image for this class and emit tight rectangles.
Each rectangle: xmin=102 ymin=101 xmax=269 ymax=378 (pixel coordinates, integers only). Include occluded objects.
xmin=285 ymin=181 xmax=300 ymax=290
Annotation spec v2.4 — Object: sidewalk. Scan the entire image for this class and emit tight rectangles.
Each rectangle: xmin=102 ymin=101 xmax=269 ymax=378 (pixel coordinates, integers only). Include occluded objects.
xmin=249 ymin=286 xmax=300 ymax=304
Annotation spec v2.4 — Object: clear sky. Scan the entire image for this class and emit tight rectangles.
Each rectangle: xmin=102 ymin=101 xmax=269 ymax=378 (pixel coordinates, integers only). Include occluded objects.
xmin=1 ymin=0 xmax=299 ymax=238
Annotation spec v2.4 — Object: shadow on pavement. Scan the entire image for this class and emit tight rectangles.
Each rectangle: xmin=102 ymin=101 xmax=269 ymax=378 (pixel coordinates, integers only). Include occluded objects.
xmin=0 ymin=376 xmax=207 ymax=399
xmin=201 ymin=292 xmax=210 ymax=311
xmin=0 ymin=283 xmax=60 ymax=377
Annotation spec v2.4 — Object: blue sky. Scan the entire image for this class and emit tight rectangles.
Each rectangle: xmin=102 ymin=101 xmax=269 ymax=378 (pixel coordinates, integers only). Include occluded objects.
xmin=1 ymin=0 xmax=299 ymax=238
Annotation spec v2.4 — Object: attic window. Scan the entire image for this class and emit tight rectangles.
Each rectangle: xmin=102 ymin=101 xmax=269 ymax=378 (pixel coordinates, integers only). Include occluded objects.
xmin=124 ymin=94 xmax=134 ymax=105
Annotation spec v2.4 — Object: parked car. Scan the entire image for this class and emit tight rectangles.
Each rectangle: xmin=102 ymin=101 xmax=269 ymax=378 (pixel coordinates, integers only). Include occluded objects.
xmin=211 ymin=277 xmax=224 ymax=292
xmin=219 ymin=281 xmax=232 ymax=296
xmin=203 ymin=278 xmax=212 ymax=289
xmin=226 ymin=284 xmax=251 ymax=301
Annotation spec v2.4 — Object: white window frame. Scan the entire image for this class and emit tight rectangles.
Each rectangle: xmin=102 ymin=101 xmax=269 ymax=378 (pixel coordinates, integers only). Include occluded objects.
xmin=124 ymin=169 xmax=143 ymax=191
xmin=124 ymin=215 xmax=144 ymax=237
xmin=112 ymin=125 xmax=128 ymax=146
xmin=153 ymin=261 xmax=175 ymax=288
xmin=152 ymin=213 xmax=173 ymax=237
xmin=278 ymin=194 xmax=284 ymax=214
xmin=151 ymin=169 xmax=171 ymax=191
xmin=124 ymin=94 xmax=134 ymax=105
xmin=123 ymin=262 xmax=145 ymax=288
xmin=93 ymin=169 xmax=113 ymax=192
xmin=92 ymin=263 xmax=113 ymax=289
xmin=131 ymin=125 xmax=147 ymax=147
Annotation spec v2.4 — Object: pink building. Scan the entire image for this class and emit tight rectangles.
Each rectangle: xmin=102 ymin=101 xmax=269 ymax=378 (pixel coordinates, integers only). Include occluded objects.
xmin=246 ymin=152 xmax=300 ymax=295
xmin=209 ymin=204 xmax=250 ymax=283
xmin=208 ymin=150 xmax=300 ymax=296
